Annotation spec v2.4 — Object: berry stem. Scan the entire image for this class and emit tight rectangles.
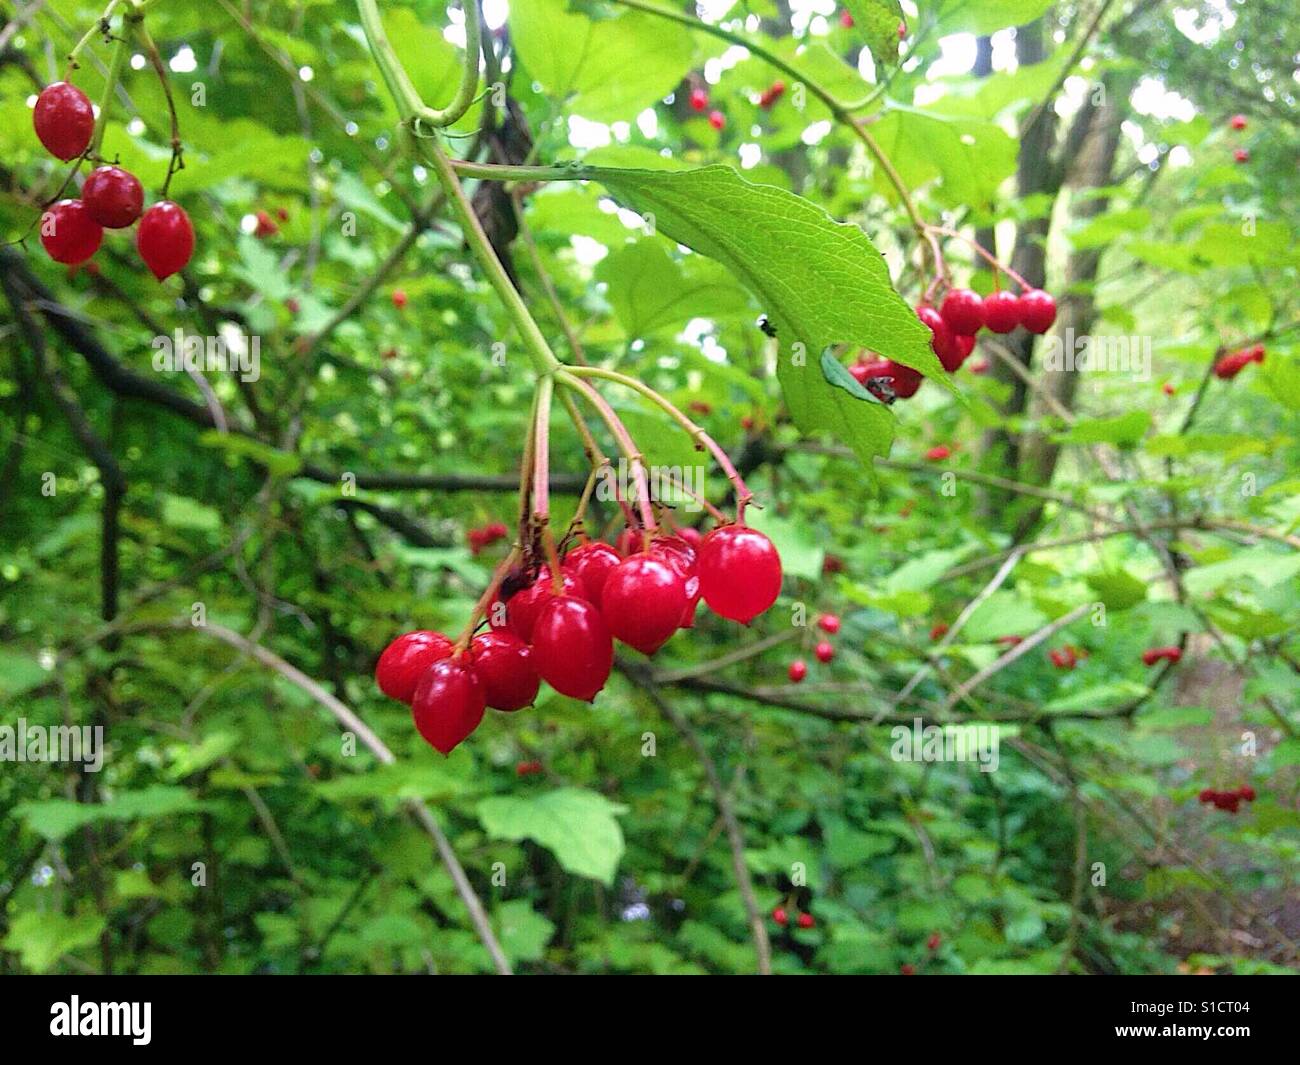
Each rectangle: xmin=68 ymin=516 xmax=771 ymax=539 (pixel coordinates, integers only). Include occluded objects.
xmin=453 ymin=546 xmax=521 ymax=652
xmin=87 ymin=10 xmax=138 ymax=160
xmin=532 ymin=373 xmax=554 ymax=525
xmin=561 ymin=364 xmax=754 ymax=521
xmin=135 ymin=20 xmax=185 ymax=195
xmin=65 ymin=0 xmax=125 ymax=78
xmin=926 ymin=225 xmax=1031 ymax=291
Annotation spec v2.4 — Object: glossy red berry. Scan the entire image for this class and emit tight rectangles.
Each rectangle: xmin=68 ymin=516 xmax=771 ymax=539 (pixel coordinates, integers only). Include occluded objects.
xmin=930 ymin=622 xmax=949 ymax=640
xmin=772 ymin=907 xmax=789 ymax=927
xmin=136 ymin=201 xmax=194 ymax=280
xmin=602 ymin=553 xmax=687 ymax=655
xmin=33 ymin=82 xmax=94 ymax=161
xmin=982 ymin=289 xmax=1021 ymax=333
xmin=563 ymin=541 xmax=621 ymax=602
xmin=1233 ymin=148 xmax=1249 ymax=163
xmin=392 ymin=288 xmax=408 ymax=309
xmin=917 ymin=305 xmax=963 ymax=372
xmin=411 ymin=657 xmax=485 ymax=754
xmin=940 ymin=288 xmax=985 ymax=336
xmin=515 ymin=759 xmax=543 ymax=777
xmin=927 ymin=931 xmax=941 ymax=951
xmin=1230 ymin=114 xmax=1247 ymax=131
xmin=1163 ymin=382 xmax=1176 ymax=396
xmin=797 ymin=912 xmax=815 ymax=929
xmin=375 ymin=630 xmax=453 ymax=703
xmin=650 ymin=534 xmax=697 ymax=576
xmin=697 ymin=524 xmax=782 ymax=623
xmin=531 ymin=596 xmax=613 ymax=702
xmin=678 ymin=526 xmax=702 ymax=550
xmin=708 ymin=110 xmax=726 ymax=131
xmin=814 ymin=640 xmax=834 ymax=664
xmin=1238 ymin=784 xmax=1256 ymax=802
xmin=614 ymin=527 xmax=641 ymax=557
xmin=901 ymin=963 xmax=916 ymax=975
xmin=817 ymin=613 xmax=840 ymax=634
xmin=788 ymin=660 xmax=807 ymax=683
xmin=470 ymin=630 xmax=539 ymax=711
xmin=1198 ymin=787 xmax=1215 ymax=804
xmin=39 ymin=200 xmax=102 ymax=265
xmin=254 ymin=209 xmax=279 ymax=238
xmin=925 ymin=445 xmax=951 ymax=461
xmin=689 ymin=87 xmax=708 ymax=112
xmin=839 ymin=10 xmax=854 ymax=28
xmin=1141 ymin=646 xmax=1181 ymax=666
xmin=1018 ymin=288 xmax=1057 ymax=334
xmin=955 ymin=333 xmax=977 ymax=361
xmin=880 ymin=359 xmax=923 ymax=398
xmin=81 ymin=166 xmax=144 ymax=229
xmin=507 ymin=572 xmax=584 ymax=642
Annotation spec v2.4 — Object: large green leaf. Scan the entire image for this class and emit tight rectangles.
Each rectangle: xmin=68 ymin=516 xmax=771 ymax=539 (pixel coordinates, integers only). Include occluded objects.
xmin=3 ymin=906 xmax=106 ymax=973
xmin=844 ymin=0 xmax=905 ymax=67
xmin=596 ymin=241 xmax=750 ymax=337
xmin=477 ymin=788 xmax=628 ymax=885
xmin=588 ymin=164 xmax=946 ymax=474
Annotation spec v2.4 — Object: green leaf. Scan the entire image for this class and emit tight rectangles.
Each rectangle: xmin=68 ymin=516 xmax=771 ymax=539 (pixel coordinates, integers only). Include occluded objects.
xmin=1184 ymin=548 xmax=1300 ymax=597
xmin=512 ymin=0 xmax=695 ymax=123
xmin=596 ymin=242 xmax=749 ymax=337
xmin=1043 ymin=682 xmax=1149 ymax=714
xmin=160 ymin=494 xmax=222 ymax=532
xmin=0 ymin=649 xmax=49 ymax=699
xmin=477 ymin=788 xmax=628 ymax=884
xmin=744 ymin=507 xmax=824 ymax=581
xmin=936 ymin=0 xmax=1054 ymax=35
xmin=495 ymin=899 xmax=556 ymax=963
xmin=1053 ymin=411 xmax=1151 ymax=448
xmin=3 ymin=906 xmax=106 ymax=973
xmin=1086 ymin=568 xmax=1149 ymax=611
xmin=198 ymin=431 xmax=303 ymax=477
xmin=961 ymin=593 xmax=1047 ymax=640
xmin=589 ymin=164 xmax=946 ymax=473
xmin=821 ymin=348 xmax=888 ymax=406
xmin=16 ymin=787 xmax=207 ymax=842
xmin=844 ymin=0 xmax=905 ymax=66
xmin=883 ymin=546 xmax=975 ymax=593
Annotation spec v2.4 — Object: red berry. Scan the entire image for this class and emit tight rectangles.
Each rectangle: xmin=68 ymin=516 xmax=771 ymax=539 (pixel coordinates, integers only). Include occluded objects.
xmin=392 ymin=289 xmax=408 ymax=309
xmin=650 ymin=534 xmax=698 ymax=577
xmin=136 ymin=201 xmax=194 ymax=280
xmin=1198 ymin=788 xmax=1215 ymax=803
xmin=470 ymin=630 xmax=539 ymax=711
xmin=531 ymin=596 xmax=613 ymax=702
xmin=955 ymin=334 xmax=977 ymax=360
xmin=508 ymin=572 xmax=584 ymax=642
xmin=1018 ymin=289 xmax=1057 ymax=334
xmin=678 ymin=526 xmax=702 ymax=550
xmin=689 ymin=88 xmax=708 ymax=112
xmin=602 ymin=553 xmax=688 ymax=655
xmin=797 ymin=912 xmax=815 ymax=929
xmin=411 ymin=657 xmax=485 ymax=754
xmin=917 ymin=305 xmax=962 ymax=372
xmin=772 ymin=907 xmax=788 ymax=926
xmin=814 ymin=640 xmax=834 ymax=664
xmin=708 ymin=110 xmax=725 ymax=131
xmin=1215 ymin=347 xmax=1263 ymax=379
xmin=925 ymin=445 xmax=951 ymax=461
xmin=1163 ymin=382 xmax=1176 ymax=396
xmin=1233 ymin=148 xmax=1249 ymax=163
xmin=375 ymin=630 xmax=453 ymax=703
xmin=939 ymin=288 xmax=984 ymax=336
xmin=563 ymin=540 xmax=621 ymax=602
xmin=1238 ymin=784 xmax=1256 ymax=802
xmin=839 ymin=10 xmax=854 ymax=28
xmin=515 ymin=759 xmax=543 ymax=777
xmin=615 ymin=527 xmax=640 ymax=557
xmin=822 ymin=554 xmax=844 ymax=575
xmin=1142 ymin=646 xmax=1181 ymax=666
xmin=697 ymin=525 xmax=782 ymax=623
xmin=254 ymin=209 xmax=279 ymax=238
xmin=872 ymin=359 xmax=923 ymax=398
xmin=982 ymin=290 xmax=1022 ymax=333
xmin=926 ymin=932 xmax=941 ymax=951
xmin=39 ymin=200 xmax=102 ymax=265
xmin=788 ymin=660 xmax=807 ymax=683
xmin=900 ymin=963 xmax=916 ymax=975
xmin=81 ymin=166 xmax=144 ymax=229
xmin=817 ymin=613 xmax=840 ymax=634
xmin=930 ymin=622 xmax=949 ymax=640
xmin=33 ymin=82 xmax=94 ymax=161
xmin=1230 ymin=114 xmax=1247 ymax=130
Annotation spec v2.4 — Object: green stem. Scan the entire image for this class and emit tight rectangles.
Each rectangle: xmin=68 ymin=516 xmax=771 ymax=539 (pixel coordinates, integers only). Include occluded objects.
xmin=65 ymin=0 xmax=124 ymax=77
xmin=451 ymin=160 xmax=591 ymax=183
xmin=88 ymin=12 xmax=137 ymax=159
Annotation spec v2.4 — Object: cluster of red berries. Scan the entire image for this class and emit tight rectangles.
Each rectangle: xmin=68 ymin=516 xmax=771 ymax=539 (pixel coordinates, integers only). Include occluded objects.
xmin=515 ymin=759 xmax=543 ymax=777
xmin=1141 ymin=645 xmax=1182 ymax=666
xmin=1048 ymin=644 xmax=1088 ymax=670
xmin=788 ymin=612 xmax=839 ymax=683
xmin=850 ymin=287 xmax=1057 ymax=401
xmin=467 ymin=521 xmax=508 ymax=556
xmin=1214 ymin=343 xmax=1265 ymax=380
xmin=376 ymin=523 xmax=783 ymax=754
xmin=1229 ymin=113 xmax=1249 ymax=162
xmin=686 ymin=86 xmax=726 ymax=131
xmin=253 ymin=207 xmax=289 ymax=238
xmin=772 ymin=906 xmax=815 ymax=930
xmin=33 ymin=82 xmax=194 ymax=279
xmin=899 ymin=932 xmax=942 ymax=975
xmin=1198 ymin=784 xmax=1255 ymax=814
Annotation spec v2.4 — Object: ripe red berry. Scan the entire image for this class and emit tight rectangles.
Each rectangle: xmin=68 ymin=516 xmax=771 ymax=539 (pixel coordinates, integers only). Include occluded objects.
xmin=930 ymin=622 xmax=949 ymax=640
xmin=772 ymin=906 xmax=788 ymax=926
xmin=531 ymin=595 xmax=614 ymax=702
xmin=1018 ymin=288 xmax=1057 ymax=334
xmin=136 ymin=201 xmax=194 ymax=280
xmin=797 ymin=912 xmax=815 ymax=929
xmin=708 ymin=110 xmax=725 ymax=131
xmin=926 ymin=932 xmax=941 ymax=951
xmin=39 ymin=200 xmax=102 ymax=265
xmin=81 ymin=166 xmax=144 ymax=229
xmin=1141 ymin=646 xmax=1181 ymax=666
xmin=839 ymin=10 xmax=854 ymax=28
xmin=1198 ymin=788 xmax=1215 ymax=804
xmin=411 ymin=657 xmax=485 ymax=754
xmin=1162 ymin=382 xmax=1175 ymax=396
xmin=822 ymin=554 xmax=844 ymax=575
xmin=563 ymin=541 xmax=621 ymax=602
xmin=788 ymin=659 xmax=807 ymax=683
xmin=1238 ymin=784 xmax=1256 ymax=802
xmin=697 ymin=525 xmax=782 ymax=623
xmin=375 ymin=630 xmax=453 ymax=703
xmin=33 ymin=82 xmax=94 ymax=161
xmin=1215 ymin=347 xmax=1264 ymax=379
xmin=982 ymin=290 xmax=1022 ymax=333
xmin=900 ymin=963 xmax=916 ymax=975
xmin=955 ymin=334 xmax=977 ymax=361
xmin=392 ymin=289 xmax=408 ymax=309
xmin=1230 ymin=114 xmax=1247 ymax=131
xmin=880 ymin=359 xmax=923 ymax=398
xmin=925 ymin=445 xmax=951 ymax=461
xmin=1233 ymin=148 xmax=1249 ymax=163
xmin=254 ymin=209 xmax=279 ymax=238
xmin=614 ymin=527 xmax=640 ymax=557
xmin=817 ymin=613 xmax=840 ymax=634
xmin=689 ymin=87 xmax=708 ymax=112
xmin=916 ymin=305 xmax=963 ymax=372
xmin=516 ymin=759 xmax=543 ymax=777
xmin=470 ymin=630 xmax=539 ymax=711
xmin=678 ymin=526 xmax=702 ymax=550
xmin=508 ymin=572 xmax=584 ymax=642
xmin=602 ymin=554 xmax=688 ymax=655
xmin=939 ymin=288 xmax=985 ymax=336
xmin=649 ymin=534 xmax=698 ymax=577
xmin=814 ymin=640 xmax=834 ymax=664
